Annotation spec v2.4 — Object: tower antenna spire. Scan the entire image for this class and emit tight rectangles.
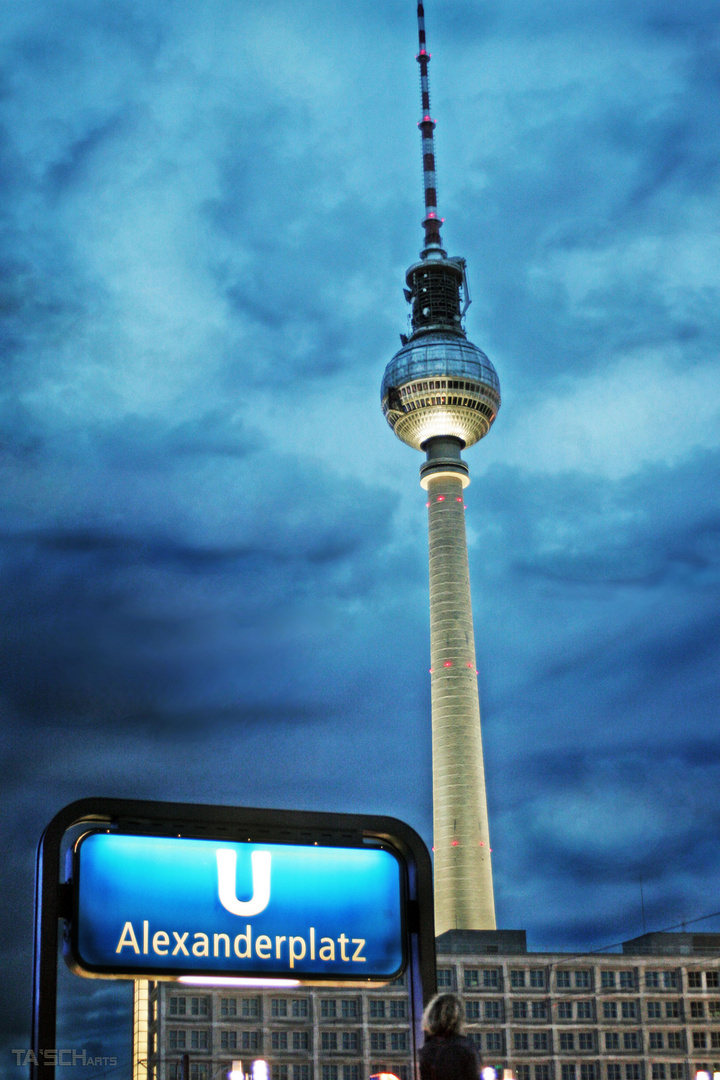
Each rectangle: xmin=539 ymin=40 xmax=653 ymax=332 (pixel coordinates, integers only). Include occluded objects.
xmin=416 ymin=2 xmax=444 ymax=257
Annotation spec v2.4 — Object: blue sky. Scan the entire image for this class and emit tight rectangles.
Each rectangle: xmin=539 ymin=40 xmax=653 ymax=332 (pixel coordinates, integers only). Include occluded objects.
xmin=2 ymin=0 xmax=720 ymax=1066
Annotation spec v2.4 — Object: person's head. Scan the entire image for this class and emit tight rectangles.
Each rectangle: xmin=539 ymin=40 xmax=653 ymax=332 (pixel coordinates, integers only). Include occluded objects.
xmin=422 ymin=993 xmax=465 ymax=1037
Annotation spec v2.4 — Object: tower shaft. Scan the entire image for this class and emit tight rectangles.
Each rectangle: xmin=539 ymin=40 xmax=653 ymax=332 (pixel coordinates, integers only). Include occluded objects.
xmin=426 ymin=469 xmax=496 ymax=933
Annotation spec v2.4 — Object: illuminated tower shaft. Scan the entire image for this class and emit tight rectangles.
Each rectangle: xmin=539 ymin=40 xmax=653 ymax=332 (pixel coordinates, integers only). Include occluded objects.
xmin=425 ymin=460 xmax=495 ymax=932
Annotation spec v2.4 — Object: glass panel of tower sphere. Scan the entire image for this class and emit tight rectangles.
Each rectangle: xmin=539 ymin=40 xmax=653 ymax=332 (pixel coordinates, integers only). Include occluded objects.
xmin=381 ymin=333 xmax=501 ymax=451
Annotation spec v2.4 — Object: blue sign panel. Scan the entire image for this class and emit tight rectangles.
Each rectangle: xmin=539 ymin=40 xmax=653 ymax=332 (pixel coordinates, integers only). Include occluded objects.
xmin=70 ymin=833 xmax=405 ymax=980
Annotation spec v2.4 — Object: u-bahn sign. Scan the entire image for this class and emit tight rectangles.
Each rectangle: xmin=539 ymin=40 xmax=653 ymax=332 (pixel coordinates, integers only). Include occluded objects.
xmin=69 ymin=832 xmax=405 ymax=980
xmin=33 ymin=800 xmax=435 ymax=1080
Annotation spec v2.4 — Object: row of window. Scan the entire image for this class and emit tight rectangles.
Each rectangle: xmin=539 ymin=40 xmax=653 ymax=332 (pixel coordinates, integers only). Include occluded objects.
xmin=167 ymin=1030 xmax=409 ymax=1053
xmin=439 ymin=970 xmax=690 ymax=992
xmin=464 ymin=998 xmax=718 ymax=1021
xmin=395 ymin=393 xmax=495 ymax=419
xmin=468 ymin=1032 xmax=691 ymax=1053
xmin=165 ymin=1062 xmax=412 ymax=1080
xmin=169 ymin=996 xmax=404 ymax=1021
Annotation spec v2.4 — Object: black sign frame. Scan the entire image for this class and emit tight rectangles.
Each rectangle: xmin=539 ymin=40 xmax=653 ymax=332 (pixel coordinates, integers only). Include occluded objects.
xmin=32 ymin=797 xmax=436 ymax=1080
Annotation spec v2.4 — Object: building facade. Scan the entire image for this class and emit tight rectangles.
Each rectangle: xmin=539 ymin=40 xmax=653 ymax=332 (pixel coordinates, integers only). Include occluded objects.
xmin=146 ymin=933 xmax=720 ymax=1080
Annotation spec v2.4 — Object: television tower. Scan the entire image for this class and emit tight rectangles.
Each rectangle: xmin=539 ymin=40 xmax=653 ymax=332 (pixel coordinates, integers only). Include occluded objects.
xmin=381 ymin=2 xmax=501 ymax=934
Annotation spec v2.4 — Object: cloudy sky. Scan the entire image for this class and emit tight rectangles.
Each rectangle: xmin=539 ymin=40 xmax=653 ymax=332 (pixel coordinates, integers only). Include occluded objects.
xmin=2 ymin=0 xmax=720 ymax=1069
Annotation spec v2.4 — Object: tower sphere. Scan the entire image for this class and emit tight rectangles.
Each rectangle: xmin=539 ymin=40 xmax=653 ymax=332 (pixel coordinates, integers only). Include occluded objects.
xmin=381 ymin=331 xmax=501 ymax=452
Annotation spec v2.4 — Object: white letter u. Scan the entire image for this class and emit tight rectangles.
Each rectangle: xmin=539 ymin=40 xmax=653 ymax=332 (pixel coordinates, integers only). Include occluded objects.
xmin=217 ymin=849 xmax=271 ymax=916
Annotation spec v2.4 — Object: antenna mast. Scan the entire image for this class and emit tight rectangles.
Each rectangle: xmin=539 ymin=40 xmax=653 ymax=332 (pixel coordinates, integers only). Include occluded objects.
xmin=416 ymin=2 xmax=444 ymax=257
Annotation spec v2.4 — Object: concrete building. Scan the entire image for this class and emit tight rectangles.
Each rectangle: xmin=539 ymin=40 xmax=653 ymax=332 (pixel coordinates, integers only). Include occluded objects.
xmin=146 ymin=932 xmax=720 ymax=1080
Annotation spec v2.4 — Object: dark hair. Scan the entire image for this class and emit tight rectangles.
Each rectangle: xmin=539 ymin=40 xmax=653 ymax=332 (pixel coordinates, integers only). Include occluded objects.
xmin=422 ymin=993 xmax=465 ymax=1036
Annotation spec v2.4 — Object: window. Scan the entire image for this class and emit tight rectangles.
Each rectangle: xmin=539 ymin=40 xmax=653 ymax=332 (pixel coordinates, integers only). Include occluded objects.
xmin=560 ymin=1034 xmax=574 ymax=1051
xmin=533 ymin=1033 xmax=549 ymax=1052
xmin=581 ymin=1066 xmax=597 ymax=1080
xmin=663 ymin=972 xmax=678 ymax=989
xmin=465 ymin=970 xmax=480 ymax=989
xmin=190 ymin=997 xmax=209 ymax=1017
xmin=620 ymin=972 xmax=635 ymax=990
xmin=602 ymin=972 xmax=617 ymax=989
xmin=667 ymin=1032 xmax=684 ymax=1050
xmin=465 ymin=1001 xmax=480 ymax=1020
xmin=605 ymin=1034 xmax=620 ymax=1051
xmin=604 ymin=1003 xmax=618 ymax=1020
xmin=533 ymin=1003 xmax=548 ymax=1020
xmin=190 ymin=1067 xmax=207 ymax=1080
xmin=515 ymin=1034 xmax=530 ymax=1052
xmin=579 ymin=1034 xmax=594 ymax=1051
xmin=531 ymin=970 xmax=546 ymax=988
xmin=343 ymin=1068 xmax=359 ymax=1080
xmin=272 ymin=1000 xmax=288 ymax=1018
xmin=711 ymin=1033 xmax=720 ymax=1050
xmin=557 ymin=972 xmax=571 ymax=989
xmin=342 ymin=1033 xmax=359 ymax=1052
xmin=485 ymin=1001 xmax=502 ymax=1020
xmin=577 ymin=1002 xmax=593 ymax=1020
xmin=322 ymin=1033 xmax=338 ymax=1052
xmin=624 ymin=1067 xmax=640 ymax=1080
xmin=240 ymin=998 xmax=260 ymax=1018
xmin=512 ymin=970 xmax=528 ymax=988
xmin=322 ymin=1068 xmax=338 ymax=1080
xmin=274 ymin=1067 xmax=289 ymax=1080
xmin=575 ymin=971 xmax=592 ymax=989
xmin=272 ymin=1032 xmax=288 ymax=1051
xmin=370 ymin=1034 xmax=386 ymax=1052
xmin=190 ymin=1031 xmax=209 ymax=1050
xmin=561 ymin=1066 xmax=576 ymax=1080
xmin=293 ymin=1067 xmax=311 ymax=1080
xmin=688 ymin=973 xmax=702 ymax=989
xmin=292 ymin=999 xmax=309 ymax=1018
xmin=651 ymin=1068 xmax=665 ymax=1080
xmin=535 ymin=1065 xmax=551 ymax=1080
xmin=514 ymin=1002 xmax=529 ymax=1019
xmin=649 ymin=1033 xmax=663 ymax=1050
xmin=221 ymin=999 xmax=237 ymax=1018
xmin=437 ymin=969 xmax=453 ymax=989
xmin=292 ymin=1032 xmax=310 ymax=1051
xmin=517 ymin=1068 xmax=531 ymax=1080
xmin=468 ymin=1033 xmax=483 ymax=1051
xmin=169 ymin=1031 xmax=186 ymax=1051
xmin=622 ymin=1002 xmax=638 ymax=1020
xmin=239 ymin=1032 xmax=260 ymax=1051
xmin=669 ymin=1067 xmax=684 ymax=1080
xmin=169 ymin=997 xmax=187 ymax=1016
xmin=486 ymin=1033 xmax=503 ymax=1052
xmin=647 ymin=1003 xmax=661 ymax=1019
xmin=220 ymin=1032 xmax=236 ymax=1050
xmin=389 ymin=1000 xmax=406 ymax=1019
xmin=623 ymin=1033 xmax=640 ymax=1051
xmin=665 ymin=1001 xmax=680 ymax=1019
xmin=390 ymin=1033 xmax=408 ymax=1051
xmin=710 ymin=1002 xmax=720 ymax=1019
xmin=707 ymin=972 xmax=720 ymax=989
xmin=558 ymin=1003 xmax=573 ymax=1020
xmin=369 ymin=1001 xmax=385 ymax=1019
xmin=341 ymin=1000 xmax=359 ymax=1019
xmin=484 ymin=968 xmax=501 ymax=988
xmin=321 ymin=1000 xmax=337 ymax=1019
xmin=646 ymin=972 xmax=660 ymax=989
xmin=691 ymin=1002 xmax=705 ymax=1019
xmin=607 ymin=1067 xmax=621 ymax=1080
xmin=693 ymin=1033 xmax=707 ymax=1050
